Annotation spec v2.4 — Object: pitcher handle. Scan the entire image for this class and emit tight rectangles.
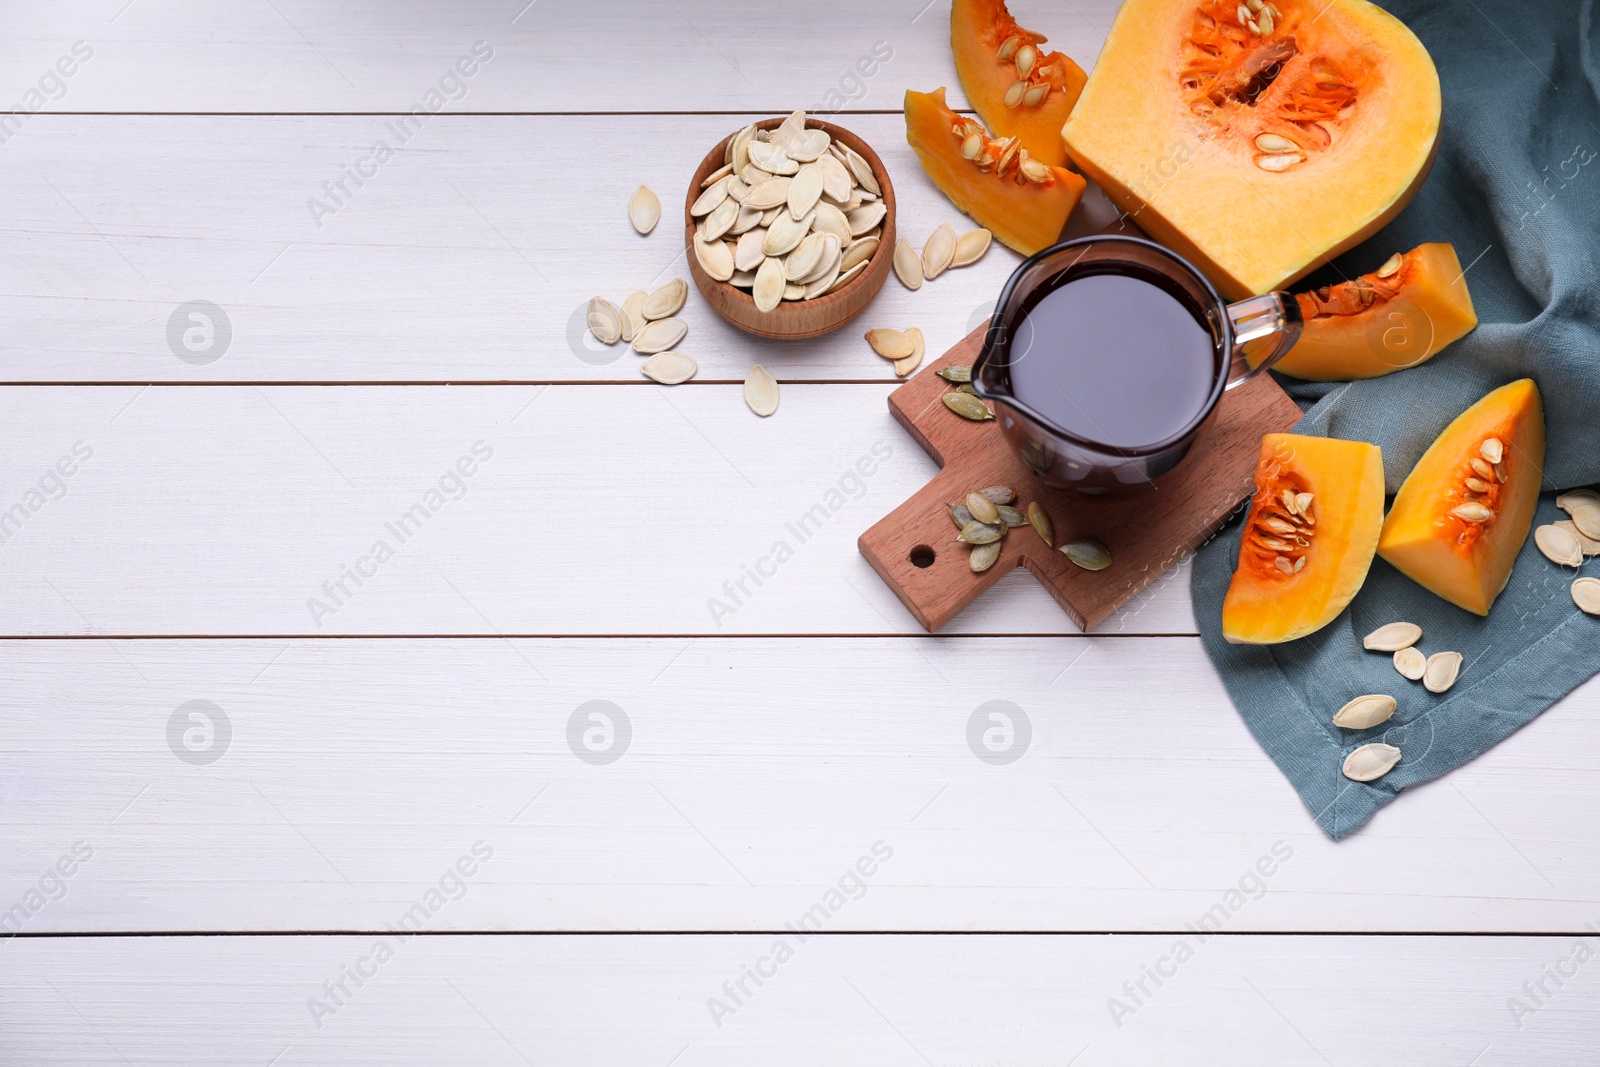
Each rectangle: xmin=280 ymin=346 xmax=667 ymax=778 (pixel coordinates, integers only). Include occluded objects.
xmin=1224 ymin=291 xmax=1302 ymax=389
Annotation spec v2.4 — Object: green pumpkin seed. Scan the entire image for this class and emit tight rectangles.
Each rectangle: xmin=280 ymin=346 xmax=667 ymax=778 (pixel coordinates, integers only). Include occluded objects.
xmin=995 ymin=505 xmax=1026 ymax=528
xmin=947 ymin=503 xmax=974 ymax=529
xmin=1062 ymin=539 xmax=1111 ymax=571
xmin=937 ymin=364 xmax=972 ymax=383
xmin=1026 ymin=502 xmax=1054 ymax=546
xmin=943 ymin=392 xmax=994 ymax=421
xmin=969 ymin=540 xmax=1003 ymax=572
xmin=978 ymin=485 xmax=1016 ymax=505
xmin=958 ymin=520 xmax=1005 ymax=545
xmin=957 ymin=383 xmax=977 ymax=394
xmin=965 ymin=492 xmax=1001 ymax=525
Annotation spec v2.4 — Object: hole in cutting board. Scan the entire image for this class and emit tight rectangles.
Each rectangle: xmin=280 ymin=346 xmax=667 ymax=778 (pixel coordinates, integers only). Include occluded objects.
xmin=909 ymin=544 xmax=936 ymax=569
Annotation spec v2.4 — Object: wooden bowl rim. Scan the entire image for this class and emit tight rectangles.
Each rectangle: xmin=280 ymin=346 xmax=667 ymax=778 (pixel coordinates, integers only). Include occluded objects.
xmin=683 ymin=116 xmax=895 ymax=333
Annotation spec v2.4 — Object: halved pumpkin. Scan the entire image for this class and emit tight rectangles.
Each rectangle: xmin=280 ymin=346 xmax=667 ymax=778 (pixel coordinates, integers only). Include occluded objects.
xmin=1223 ymin=433 xmax=1385 ymax=644
xmin=905 ymin=87 xmax=1086 ymax=256
xmin=1378 ymin=380 xmax=1545 ymax=616
xmin=1062 ymin=0 xmax=1441 ymax=298
xmin=1268 ymin=243 xmax=1478 ymax=380
xmin=952 ymin=0 xmax=1087 ymax=167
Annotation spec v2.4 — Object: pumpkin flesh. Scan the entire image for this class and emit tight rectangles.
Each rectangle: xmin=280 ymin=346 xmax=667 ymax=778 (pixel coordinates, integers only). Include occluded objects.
xmin=1378 ymin=380 xmax=1545 ymax=616
xmin=1062 ymin=0 xmax=1441 ymax=298
xmin=905 ymin=87 xmax=1086 ymax=256
xmin=951 ymin=0 xmax=1087 ymax=167
xmin=1222 ymin=433 xmax=1385 ymax=644
xmin=1272 ymin=243 xmax=1478 ymax=380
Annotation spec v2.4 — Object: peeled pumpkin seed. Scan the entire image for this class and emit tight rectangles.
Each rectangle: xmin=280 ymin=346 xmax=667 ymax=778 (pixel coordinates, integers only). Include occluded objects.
xmin=966 ymin=492 xmax=1001 ymax=525
xmin=922 ymin=224 xmax=957 ymax=281
xmin=619 ymin=290 xmax=648 ymax=343
xmin=587 ymin=297 xmax=622 ymax=345
xmin=893 ymin=239 xmax=924 ymax=290
xmin=865 ymin=328 xmax=913 ymax=360
xmin=752 ymin=256 xmax=786 ymax=313
xmin=958 ymin=520 xmax=1005 ymax=545
xmin=1423 ymin=651 xmax=1462 ymax=694
xmin=640 ymin=351 xmax=697 ymax=385
xmin=1062 ymin=539 xmax=1111 ymax=571
xmin=642 ymin=279 xmax=687 ymax=321
xmin=1572 ymin=576 xmax=1600 ymax=615
xmin=995 ymin=505 xmax=1026 ymax=528
xmin=1342 ymin=743 xmax=1401 ymax=782
xmin=948 ymin=503 xmax=974 ymax=529
xmin=1393 ymin=646 xmax=1427 ymax=681
xmin=970 ymin=539 xmax=1003 ymax=573
xmin=694 ymin=234 xmax=735 ymax=282
xmin=951 ymin=228 xmax=992 ymax=267
xmin=1535 ymin=523 xmax=1584 ymax=567
xmin=1333 ymin=694 xmax=1397 ymax=729
xmin=632 ymin=316 xmax=686 ymax=355
xmin=743 ymin=364 xmax=779 ymax=416
xmin=629 ymin=185 xmax=660 ymax=234
xmin=937 ymin=364 xmax=972 ymax=383
xmin=1362 ymin=621 xmax=1421 ymax=652
xmin=943 ymin=392 xmax=994 ymax=421
xmin=977 ymin=486 xmax=1016 ymax=505
xmin=1026 ymin=502 xmax=1054 ymax=546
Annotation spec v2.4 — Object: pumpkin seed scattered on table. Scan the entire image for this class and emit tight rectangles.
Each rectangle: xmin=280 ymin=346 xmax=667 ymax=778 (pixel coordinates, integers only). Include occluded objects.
xmin=952 ymin=228 xmax=992 ymax=267
xmin=744 ymin=364 xmax=779 ymax=416
xmin=1062 ymin=539 xmax=1111 ymax=571
xmin=629 ymin=185 xmax=660 ymax=235
xmin=865 ymin=328 xmax=914 ymax=360
xmin=894 ymin=328 xmax=925 ymax=377
xmin=1422 ymin=650 xmax=1462 ymax=694
xmin=1393 ymin=646 xmax=1427 ymax=681
xmin=943 ymin=392 xmax=994 ymax=421
xmin=1535 ymin=523 xmax=1584 ymax=567
xmin=1333 ymin=694 xmax=1397 ymax=729
xmin=1342 ymin=742 xmax=1402 ymax=782
xmin=619 ymin=290 xmax=648 ymax=343
xmin=587 ymin=297 xmax=622 ymax=345
xmin=893 ymin=238 xmax=923 ymax=290
xmin=1572 ymin=576 xmax=1600 ymax=615
xmin=1026 ymin=502 xmax=1054 ymax=546
xmin=922 ymin=224 xmax=956 ymax=280
xmin=642 ymin=279 xmax=687 ymax=321
xmin=1362 ymin=621 xmax=1422 ymax=652
xmin=640 ymin=351 xmax=698 ymax=385
xmin=632 ymin=316 xmax=687 ymax=355
xmin=937 ymin=364 xmax=972 ymax=383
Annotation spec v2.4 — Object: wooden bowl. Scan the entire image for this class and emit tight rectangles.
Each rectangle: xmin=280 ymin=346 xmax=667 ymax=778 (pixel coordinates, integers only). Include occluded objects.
xmin=684 ymin=117 xmax=895 ymax=340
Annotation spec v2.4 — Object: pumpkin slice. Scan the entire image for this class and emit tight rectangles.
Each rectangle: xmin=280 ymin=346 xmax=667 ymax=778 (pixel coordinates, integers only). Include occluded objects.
xmin=905 ymin=87 xmax=1086 ymax=256
xmin=1268 ymin=243 xmax=1478 ymax=380
xmin=1223 ymin=433 xmax=1385 ymax=644
xmin=951 ymin=0 xmax=1087 ymax=167
xmin=1062 ymin=0 xmax=1441 ymax=298
xmin=1378 ymin=380 xmax=1545 ymax=616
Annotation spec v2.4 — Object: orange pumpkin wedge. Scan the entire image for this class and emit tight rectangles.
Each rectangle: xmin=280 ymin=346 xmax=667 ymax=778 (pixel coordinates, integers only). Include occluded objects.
xmin=905 ymin=87 xmax=1086 ymax=256
xmin=1378 ymin=380 xmax=1545 ymax=616
xmin=951 ymin=0 xmax=1087 ymax=167
xmin=1223 ymin=434 xmax=1385 ymax=644
xmin=1062 ymin=0 xmax=1441 ymax=298
xmin=1267 ymin=243 xmax=1479 ymax=380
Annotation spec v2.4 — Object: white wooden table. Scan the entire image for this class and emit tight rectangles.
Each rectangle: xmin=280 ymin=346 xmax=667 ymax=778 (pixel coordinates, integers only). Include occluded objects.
xmin=2 ymin=2 xmax=1596 ymax=1063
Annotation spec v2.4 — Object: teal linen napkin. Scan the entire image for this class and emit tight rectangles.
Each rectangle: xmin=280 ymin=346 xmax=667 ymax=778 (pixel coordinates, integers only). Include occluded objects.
xmin=1192 ymin=0 xmax=1600 ymax=838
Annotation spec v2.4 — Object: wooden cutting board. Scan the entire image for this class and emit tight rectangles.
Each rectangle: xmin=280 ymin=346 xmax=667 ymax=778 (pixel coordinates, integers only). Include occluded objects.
xmin=857 ymin=323 xmax=1304 ymax=632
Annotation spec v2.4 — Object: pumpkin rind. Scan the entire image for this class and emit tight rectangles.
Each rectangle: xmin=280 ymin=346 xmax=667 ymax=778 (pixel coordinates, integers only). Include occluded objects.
xmin=1272 ymin=243 xmax=1479 ymax=380
xmin=1062 ymin=0 xmax=1441 ymax=298
xmin=904 ymin=87 xmax=1086 ymax=256
xmin=1378 ymin=380 xmax=1545 ymax=616
xmin=1222 ymin=433 xmax=1385 ymax=644
xmin=951 ymin=0 xmax=1087 ymax=167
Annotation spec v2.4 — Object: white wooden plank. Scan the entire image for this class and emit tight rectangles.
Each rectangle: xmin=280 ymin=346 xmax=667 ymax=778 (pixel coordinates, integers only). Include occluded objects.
xmin=0 ymin=385 xmax=1197 ymax=635
xmin=0 ymin=114 xmax=1021 ymax=382
xmin=4 ymin=0 xmax=1117 ymax=113
xmin=4 ymin=638 xmax=1598 ymax=933
xmin=3 ymin=934 xmax=1593 ymax=1064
